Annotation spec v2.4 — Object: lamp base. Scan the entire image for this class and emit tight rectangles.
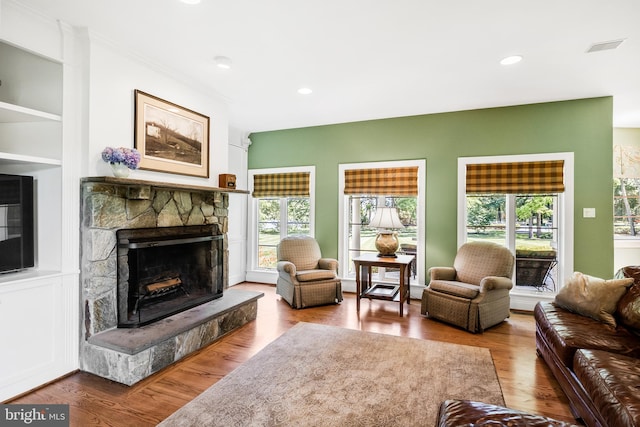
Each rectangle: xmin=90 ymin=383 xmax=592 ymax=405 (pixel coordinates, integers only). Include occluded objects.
xmin=374 ymin=232 xmax=399 ymax=257
xmin=377 ymin=252 xmax=397 ymax=258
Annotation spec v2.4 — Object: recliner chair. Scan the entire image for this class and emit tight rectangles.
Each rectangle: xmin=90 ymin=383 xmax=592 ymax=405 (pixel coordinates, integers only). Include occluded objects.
xmin=421 ymin=241 xmax=515 ymax=333
xmin=276 ymin=236 xmax=343 ymax=309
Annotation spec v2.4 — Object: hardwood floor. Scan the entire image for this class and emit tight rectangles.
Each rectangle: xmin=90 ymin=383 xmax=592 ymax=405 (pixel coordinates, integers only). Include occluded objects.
xmin=8 ymin=283 xmax=577 ymax=426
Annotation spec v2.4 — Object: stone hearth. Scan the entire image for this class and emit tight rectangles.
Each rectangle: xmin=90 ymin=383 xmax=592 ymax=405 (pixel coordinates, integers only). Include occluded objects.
xmin=80 ymin=177 xmax=261 ymax=385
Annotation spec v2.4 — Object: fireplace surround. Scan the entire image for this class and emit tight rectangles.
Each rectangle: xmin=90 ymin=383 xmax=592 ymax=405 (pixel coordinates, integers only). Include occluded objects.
xmin=79 ymin=177 xmax=261 ymax=385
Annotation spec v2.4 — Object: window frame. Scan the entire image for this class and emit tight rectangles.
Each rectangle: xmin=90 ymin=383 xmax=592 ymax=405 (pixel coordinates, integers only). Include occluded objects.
xmin=246 ymin=166 xmax=315 ymax=283
xmin=614 ymin=177 xmax=640 ymax=240
xmin=338 ymin=159 xmax=426 ymax=284
xmin=458 ymin=153 xmax=574 ymax=298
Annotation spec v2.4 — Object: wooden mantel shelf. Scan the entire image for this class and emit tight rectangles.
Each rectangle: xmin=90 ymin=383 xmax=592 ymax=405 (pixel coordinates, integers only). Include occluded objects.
xmin=82 ymin=176 xmax=250 ymax=194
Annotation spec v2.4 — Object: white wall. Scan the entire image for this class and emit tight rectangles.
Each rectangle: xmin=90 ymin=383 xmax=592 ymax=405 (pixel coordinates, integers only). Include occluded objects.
xmin=0 ymin=0 xmax=61 ymax=61
xmin=85 ymin=35 xmax=230 ymax=186
xmin=83 ymin=35 xmax=251 ymax=285
xmin=227 ymin=127 xmax=250 ymax=285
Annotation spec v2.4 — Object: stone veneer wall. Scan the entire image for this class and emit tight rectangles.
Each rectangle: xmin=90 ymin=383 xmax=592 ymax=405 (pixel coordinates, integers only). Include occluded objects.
xmin=79 ymin=177 xmax=259 ymax=385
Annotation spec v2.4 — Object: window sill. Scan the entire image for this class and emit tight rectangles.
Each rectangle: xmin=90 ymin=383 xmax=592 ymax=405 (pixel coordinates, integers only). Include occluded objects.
xmin=614 ymin=238 xmax=640 ymax=248
xmin=510 ymin=288 xmax=555 ymax=311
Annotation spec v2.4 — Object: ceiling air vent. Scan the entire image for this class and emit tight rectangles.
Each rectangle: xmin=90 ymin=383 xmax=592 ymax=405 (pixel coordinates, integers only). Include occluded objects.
xmin=586 ymin=39 xmax=625 ymax=53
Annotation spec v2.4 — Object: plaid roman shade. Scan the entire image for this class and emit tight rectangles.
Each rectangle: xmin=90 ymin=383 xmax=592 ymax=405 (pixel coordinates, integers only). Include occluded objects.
xmin=252 ymin=172 xmax=310 ymax=197
xmin=344 ymin=166 xmax=419 ymax=196
xmin=466 ymin=160 xmax=565 ymax=194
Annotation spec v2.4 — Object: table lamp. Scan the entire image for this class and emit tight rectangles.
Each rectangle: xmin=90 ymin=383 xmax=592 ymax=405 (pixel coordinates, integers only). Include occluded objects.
xmin=369 ymin=207 xmax=403 ymax=257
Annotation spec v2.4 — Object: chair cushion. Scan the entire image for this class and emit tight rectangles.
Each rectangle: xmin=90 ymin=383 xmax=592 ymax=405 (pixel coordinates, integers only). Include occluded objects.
xmin=429 ymin=280 xmax=480 ymax=299
xmin=278 ymin=236 xmax=321 ymax=271
xmin=296 ymin=269 xmax=337 ymax=282
xmin=454 ymin=241 xmax=514 ymax=286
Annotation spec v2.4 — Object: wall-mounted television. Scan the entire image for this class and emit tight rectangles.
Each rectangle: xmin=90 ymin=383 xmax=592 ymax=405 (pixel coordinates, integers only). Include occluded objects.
xmin=0 ymin=174 xmax=34 ymax=273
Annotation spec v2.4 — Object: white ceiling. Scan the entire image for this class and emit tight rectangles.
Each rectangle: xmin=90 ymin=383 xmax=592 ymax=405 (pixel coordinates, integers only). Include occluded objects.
xmin=14 ymin=0 xmax=640 ymax=133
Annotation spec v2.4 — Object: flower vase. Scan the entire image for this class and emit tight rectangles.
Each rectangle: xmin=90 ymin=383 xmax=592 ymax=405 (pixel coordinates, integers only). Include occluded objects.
xmin=110 ymin=163 xmax=130 ymax=178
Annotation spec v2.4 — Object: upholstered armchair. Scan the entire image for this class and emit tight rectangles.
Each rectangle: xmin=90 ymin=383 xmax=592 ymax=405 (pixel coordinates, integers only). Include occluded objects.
xmin=276 ymin=236 xmax=343 ymax=309
xmin=421 ymin=241 xmax=515 ymax=333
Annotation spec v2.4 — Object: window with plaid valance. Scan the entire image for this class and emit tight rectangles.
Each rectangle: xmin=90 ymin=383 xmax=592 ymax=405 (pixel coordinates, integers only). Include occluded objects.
xmin=343 ymin=166 xmax=419 ymax=196
xmin=251 ymin=172 xmax=310 ymax=197
xmin=466 ymin=160 xmax=565 ymax=194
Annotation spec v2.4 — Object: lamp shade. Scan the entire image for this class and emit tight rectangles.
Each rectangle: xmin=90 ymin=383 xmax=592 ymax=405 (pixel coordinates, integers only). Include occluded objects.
xmin=369 ymin=207 xmax=403 ymax=230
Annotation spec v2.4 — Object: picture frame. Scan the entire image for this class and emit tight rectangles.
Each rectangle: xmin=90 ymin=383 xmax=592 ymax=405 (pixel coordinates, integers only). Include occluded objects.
xmin=134 ymin=89 xmax=210 ymax=177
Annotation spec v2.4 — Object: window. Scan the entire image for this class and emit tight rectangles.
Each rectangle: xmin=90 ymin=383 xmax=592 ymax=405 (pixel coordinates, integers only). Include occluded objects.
xmin=613 ymin=144 xmax=640 ymax=239
xmin=248 ymin=167 xmax=314 ymax=274
xmin=466 ymin=193 xmax=560 ymax=291
xmin=339 ymin=160 xmax=425 ymax=284
xmin=458 ymin=153 xmax=574 ymax=296
xmin=347 ymin=195 xmax=418 ymax=280
xmin=256 ymin=197 xmax=310 ymax=268
xmin=614 ymin=177 xmax=640 ymax=238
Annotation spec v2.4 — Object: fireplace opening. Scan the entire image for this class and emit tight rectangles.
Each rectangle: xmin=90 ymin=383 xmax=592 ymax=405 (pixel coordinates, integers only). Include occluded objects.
xmin=116 ymin=225 xmax=223 ymax=328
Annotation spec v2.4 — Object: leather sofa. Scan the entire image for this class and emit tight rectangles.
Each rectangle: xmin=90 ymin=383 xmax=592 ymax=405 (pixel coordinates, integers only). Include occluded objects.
xmin=436 ymin=399 xmax=578 ymax=426
xmin=535 ymin=300 xmax=640 ymax=426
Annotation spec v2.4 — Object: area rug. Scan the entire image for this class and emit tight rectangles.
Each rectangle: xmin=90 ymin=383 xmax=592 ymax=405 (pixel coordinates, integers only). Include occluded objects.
xmin=158 ymin=322 xmax=504 ymax=426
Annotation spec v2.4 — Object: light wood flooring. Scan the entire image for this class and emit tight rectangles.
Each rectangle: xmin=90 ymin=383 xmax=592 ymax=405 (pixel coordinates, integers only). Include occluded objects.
xmin=8 ymin=283 xmax=577 ymax=426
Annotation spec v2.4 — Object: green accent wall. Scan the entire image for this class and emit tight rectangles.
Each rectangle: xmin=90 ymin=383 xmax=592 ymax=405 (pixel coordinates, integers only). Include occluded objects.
xmin=249 ymin=97 xmax=614 ymax=279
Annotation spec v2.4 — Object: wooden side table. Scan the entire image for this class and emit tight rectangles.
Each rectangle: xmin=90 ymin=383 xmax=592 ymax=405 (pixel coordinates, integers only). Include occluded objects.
xmin=353 ymin=253 xmax=415 ymax=316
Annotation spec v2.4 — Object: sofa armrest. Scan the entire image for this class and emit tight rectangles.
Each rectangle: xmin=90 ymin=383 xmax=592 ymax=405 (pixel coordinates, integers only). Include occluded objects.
xmin=318 ymin=258 xmax=338 ymax=272
xmin=429 ymin=267 xmax=456 ymax=281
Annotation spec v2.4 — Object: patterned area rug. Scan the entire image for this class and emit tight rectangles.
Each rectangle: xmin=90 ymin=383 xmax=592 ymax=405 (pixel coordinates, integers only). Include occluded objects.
xmin=158 ymin=322 xmax=504 ymax=426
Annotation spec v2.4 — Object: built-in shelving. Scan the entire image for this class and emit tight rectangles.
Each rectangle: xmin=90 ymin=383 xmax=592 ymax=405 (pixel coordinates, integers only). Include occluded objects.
xmin=0 ymin=9 xmax=78 ymax=404
xmin=0 ymin=101 xmax=61 ymax=123
xmin=0 ymin=40 xmax=64 ymax=278
xmin=0 ymin=151 xmax=61 ymax=166
xmin=0 ymin=269 xmax=63 ymax=285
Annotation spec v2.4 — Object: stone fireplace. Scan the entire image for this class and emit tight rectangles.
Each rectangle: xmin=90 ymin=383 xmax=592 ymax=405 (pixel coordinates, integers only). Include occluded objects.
xmin=80 ymin=177 xmax=262 ymax=385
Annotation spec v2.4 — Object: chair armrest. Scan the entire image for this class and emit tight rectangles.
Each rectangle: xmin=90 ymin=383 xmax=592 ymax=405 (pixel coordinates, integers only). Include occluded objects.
xmin=318 ymin=258 xmax=338 ymax=272
xmin=479 ymin=276 xmax=513 ymax=293
xmin=277 ymin=261 xmax=297 ymax=277
xmin=429 ymin=267 xmax=456 ymax=281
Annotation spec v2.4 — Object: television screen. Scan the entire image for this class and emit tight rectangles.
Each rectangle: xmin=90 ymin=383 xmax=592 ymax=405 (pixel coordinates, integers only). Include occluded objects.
xmin=0 ymin=174 xmax=34 ymax=273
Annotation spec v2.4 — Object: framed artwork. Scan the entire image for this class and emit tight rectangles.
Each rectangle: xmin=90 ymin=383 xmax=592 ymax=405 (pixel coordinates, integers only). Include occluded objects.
xmin=134 ymin=89 xmax=210 ymax=177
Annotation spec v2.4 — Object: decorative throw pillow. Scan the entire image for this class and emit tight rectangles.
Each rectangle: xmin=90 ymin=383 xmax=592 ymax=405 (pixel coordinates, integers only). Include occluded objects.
xmin=555 ymin=272 xmax=633 ymax=328
xmin=616 ymin=266 xmax=640 ymax=331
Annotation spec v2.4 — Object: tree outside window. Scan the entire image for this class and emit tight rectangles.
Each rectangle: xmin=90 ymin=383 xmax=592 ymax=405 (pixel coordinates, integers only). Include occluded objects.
xmin=466 ymin=193 xmax=559 ymax=291
xmin=257 ymin=197 xmax=310 ymax=269
xmin=347 ymin=196 xmax=418 ymax=278
xmin=614 ymin=178 xmax=640 ymax=238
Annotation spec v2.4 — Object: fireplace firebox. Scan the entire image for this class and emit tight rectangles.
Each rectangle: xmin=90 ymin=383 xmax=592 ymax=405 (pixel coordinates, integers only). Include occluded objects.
xmin=116 ymin=224 xmax=223 ymax=328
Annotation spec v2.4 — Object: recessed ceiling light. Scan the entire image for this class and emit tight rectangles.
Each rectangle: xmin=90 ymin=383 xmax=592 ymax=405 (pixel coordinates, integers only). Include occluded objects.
xmin=500 ymin=55 xmax=523 ymax=66
xmin=297 ymin=87 xmax=313 ymax=95
xmin=180 ymin=0 xmax=201 ymax=4
xmin=214 ymin=56 xmax=232 ymax=69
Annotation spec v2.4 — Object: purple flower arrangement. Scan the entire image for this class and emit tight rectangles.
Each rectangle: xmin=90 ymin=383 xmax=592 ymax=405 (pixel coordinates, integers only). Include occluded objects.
xmin=101 ymin=146 xmax=141 ymax=169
